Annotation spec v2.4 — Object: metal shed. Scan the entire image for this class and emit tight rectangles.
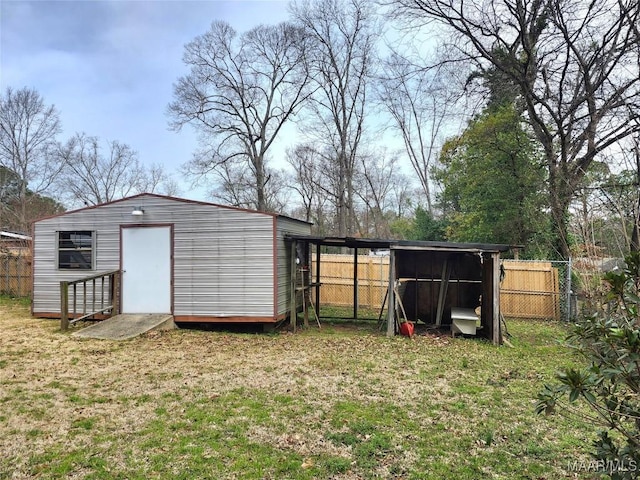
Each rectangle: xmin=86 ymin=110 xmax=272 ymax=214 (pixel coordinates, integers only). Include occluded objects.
xmin=32 ymin=193 xmax=311 ymax=325
xmin=287 ymin=236 xmax=511 ymax=345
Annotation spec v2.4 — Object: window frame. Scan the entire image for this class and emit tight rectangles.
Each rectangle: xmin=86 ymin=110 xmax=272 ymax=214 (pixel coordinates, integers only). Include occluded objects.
xmin=57 ymin=230 xmax=95 ymax=271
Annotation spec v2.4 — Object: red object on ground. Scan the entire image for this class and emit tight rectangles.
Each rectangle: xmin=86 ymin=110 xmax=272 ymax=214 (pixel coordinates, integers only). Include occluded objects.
xmin=399 ymin=322 xmax=414 ymax=337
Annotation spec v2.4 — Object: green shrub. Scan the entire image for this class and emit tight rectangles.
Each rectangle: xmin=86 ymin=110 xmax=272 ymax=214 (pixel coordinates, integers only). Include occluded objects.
xmin=537 ymin=251 xmax=640 ymax=480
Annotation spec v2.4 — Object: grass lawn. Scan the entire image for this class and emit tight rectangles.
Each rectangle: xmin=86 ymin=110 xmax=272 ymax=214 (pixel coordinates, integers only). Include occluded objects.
xmin=0 ymin=297 xmax=596 ymax=479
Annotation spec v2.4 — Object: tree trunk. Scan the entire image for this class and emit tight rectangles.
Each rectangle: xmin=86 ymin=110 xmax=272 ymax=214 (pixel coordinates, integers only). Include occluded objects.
xmin=254 ymin=154 xmax=266 ymax=212
xmin=548 ymin=163 xmax=575 ymax=259
xmin=632 ymin=144 xmax=640 ymax=252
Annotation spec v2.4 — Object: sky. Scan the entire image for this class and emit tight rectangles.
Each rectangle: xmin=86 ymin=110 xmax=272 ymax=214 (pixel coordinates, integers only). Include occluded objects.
xmin=0 ymin=0 xmax=293 ymax=201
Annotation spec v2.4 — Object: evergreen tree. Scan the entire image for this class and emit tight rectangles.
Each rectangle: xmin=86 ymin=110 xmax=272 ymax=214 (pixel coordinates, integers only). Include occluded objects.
xmin=435 ymin=103 xmax=548 ymax=253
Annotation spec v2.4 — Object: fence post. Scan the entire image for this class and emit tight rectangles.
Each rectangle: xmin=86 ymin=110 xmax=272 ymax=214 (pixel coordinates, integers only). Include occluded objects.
xmin=566 ymin=257 xmax=572 ymax=321
xmin=17 ymin=256 xmax=22 ymax=296
xmin=60 ymin=281 xmax=69 ymax=331
xmin=3 ymin=255 xmax=8 ymax=293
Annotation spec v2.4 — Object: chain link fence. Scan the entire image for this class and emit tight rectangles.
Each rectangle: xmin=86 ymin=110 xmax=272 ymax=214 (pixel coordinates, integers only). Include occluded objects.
xmin=311 ymin=254 xmax=573 ymax=322
xmin=570 ymin=256 xmax=626 ymax=318
xmin=500 ymin=259 xmax=572 ymax=322
xmin=0 ymin=253 xmax=32 ymax=297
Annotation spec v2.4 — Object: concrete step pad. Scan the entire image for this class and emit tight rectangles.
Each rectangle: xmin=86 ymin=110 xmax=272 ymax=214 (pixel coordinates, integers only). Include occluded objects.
xmin=72 ymin=314 xmax=176 ymax=340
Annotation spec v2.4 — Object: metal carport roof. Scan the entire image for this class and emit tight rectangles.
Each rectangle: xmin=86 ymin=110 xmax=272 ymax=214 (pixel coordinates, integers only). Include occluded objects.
xmin=285 ymin=234 xmax=512 ymax=253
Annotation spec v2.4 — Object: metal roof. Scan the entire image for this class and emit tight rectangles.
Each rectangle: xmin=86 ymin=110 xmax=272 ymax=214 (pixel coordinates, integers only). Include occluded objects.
xmin=285 ymin=235 xmax=513 ymax=253
xmin=0 ymin=231 xmax=32 ymax=241
xmin=33 ymin=192 xmax=312 ymax=226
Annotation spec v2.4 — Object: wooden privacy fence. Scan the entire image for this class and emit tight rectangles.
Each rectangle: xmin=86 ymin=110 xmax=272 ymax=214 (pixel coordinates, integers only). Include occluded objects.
xmin=312 ymin=255 xmax=563 ymax=320
xmin=500 ymin=260 xmax=561 ymax=320
xmin=311 ymin=254 xmax=389 ymax=309
xmin=0 ymin=254 xmax=31 ymax=297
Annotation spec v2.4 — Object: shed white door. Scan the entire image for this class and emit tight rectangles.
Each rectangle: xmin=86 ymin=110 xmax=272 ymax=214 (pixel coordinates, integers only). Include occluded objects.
xmin=121 ymin=226 xmax=172 ymax=314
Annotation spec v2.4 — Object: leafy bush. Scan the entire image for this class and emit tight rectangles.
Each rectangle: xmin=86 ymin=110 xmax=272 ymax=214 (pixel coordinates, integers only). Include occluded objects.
xmin=537 ymin=251 xmax=640 ymax=479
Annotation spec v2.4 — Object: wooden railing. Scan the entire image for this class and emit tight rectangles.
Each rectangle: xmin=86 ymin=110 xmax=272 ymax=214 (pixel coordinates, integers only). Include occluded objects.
xmin=60 ymin=270 xmax=120 ymax=331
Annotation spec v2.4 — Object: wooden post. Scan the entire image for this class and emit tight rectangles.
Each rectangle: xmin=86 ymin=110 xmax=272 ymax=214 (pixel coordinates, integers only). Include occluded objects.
xmin=101 ymin=275 xmax=105 ymax=311
xmin=290 ymin=240 xmax=297 ymax=331
xmin=60 ymin=281 xmax=69 ymax=331
xmin=386 ymin=249 xmax=396 ymax=337
xmin=353 ymin=248 xmax=358 ymax=319
xmin=300 ymin=241 xmax=309 ymax=328
xmin=492 ymin=252 xmax=502 ymax=345
xmin=315 ymin=245 xmax=321 ymax=316
xmin=112 ymin=271 xmax=120 ymax=315
xmin=92 ymin=278 xmax=96 ymax=316
xmin=367 ymin=257 xmax=372 ymax=309
xmin=303 ymin=286 xmax=310 ymax=328
xmin=435 ymin=257 xmax=451 ymax=326
xmin=82 ymin=282 xmax=87 ymax=316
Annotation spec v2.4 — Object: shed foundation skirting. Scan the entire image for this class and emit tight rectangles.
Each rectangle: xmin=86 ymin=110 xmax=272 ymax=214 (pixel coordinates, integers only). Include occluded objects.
xmin=34 ymin=313 xmax=286 ymax=323
xmin=174 ymin=315 xmax=284 ymax=323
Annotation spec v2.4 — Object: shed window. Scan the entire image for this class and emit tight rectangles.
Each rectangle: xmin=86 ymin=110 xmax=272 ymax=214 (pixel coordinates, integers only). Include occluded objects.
xmin=58 ymin=231 xmax=94 ymax=270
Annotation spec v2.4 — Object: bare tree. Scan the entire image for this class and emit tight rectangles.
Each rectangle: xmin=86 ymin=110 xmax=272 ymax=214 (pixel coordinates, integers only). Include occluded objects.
xmin=390 ymin=0 xmax=640 ymax=258
xmin=377 ymin=52 xmax=462 ymax=214
xmin=206 ymin=159 xmax=288 ymax=213
xmin=56 ymin=133 xmax=176 ymax=207
xmin=286 ymin=144 xmax=325 ymax=223
xmin=285 ymin=144 xmax=336 ymax=233
xmin=354 ymin=149 xmax=411 ymax=237
xmin=0 ymin=87 xmax=62 ymax=232
xmin=169 ymin=21 xmax=312 ymax=212
xmin=287 ymin=142 xmax=345 ymax=233
xmin=291 ymin=0 xmax=380 ymax=236
xmin=578 ymin=134 xmax=640 ymax=254
xmin=144 ymin=163 xmax=181 ymax=198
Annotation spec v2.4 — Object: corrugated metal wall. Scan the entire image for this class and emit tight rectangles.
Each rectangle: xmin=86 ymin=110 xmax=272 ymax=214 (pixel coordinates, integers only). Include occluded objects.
xmin=33 ymin=195 xmax=309 ymax=320
xmin=33 ymin=209 xmax=122 ymax=314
